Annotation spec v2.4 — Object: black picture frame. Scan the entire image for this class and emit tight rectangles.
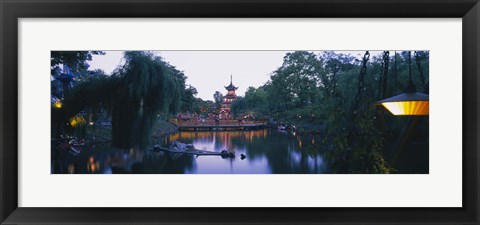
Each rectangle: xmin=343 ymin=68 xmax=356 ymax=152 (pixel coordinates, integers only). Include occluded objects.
xmin=1 ymin=0 xmax=479 ymax=224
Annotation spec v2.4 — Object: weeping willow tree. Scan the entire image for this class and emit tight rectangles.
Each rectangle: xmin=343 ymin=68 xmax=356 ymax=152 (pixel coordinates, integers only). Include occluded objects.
xmin=62 ymin=51 xmax=192 ymax=149
xmin=110 ymin=51 xmax=184 ymax=148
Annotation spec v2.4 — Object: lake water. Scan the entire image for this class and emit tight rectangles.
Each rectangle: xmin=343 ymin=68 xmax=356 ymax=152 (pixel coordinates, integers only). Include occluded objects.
xmin=52 ymin=129 xmax=328 ymax=174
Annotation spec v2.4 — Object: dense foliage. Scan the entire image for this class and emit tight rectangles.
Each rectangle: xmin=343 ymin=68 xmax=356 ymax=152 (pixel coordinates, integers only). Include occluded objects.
xmin=51 ymin=51 xmax=105 ymax=98
xmin=232 ymin=51 xmax=429 ymax=173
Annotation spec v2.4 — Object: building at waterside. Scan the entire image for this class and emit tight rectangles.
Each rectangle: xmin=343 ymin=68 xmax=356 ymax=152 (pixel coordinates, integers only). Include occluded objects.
xmin=220 ymin=75 xmax=238 ymax=119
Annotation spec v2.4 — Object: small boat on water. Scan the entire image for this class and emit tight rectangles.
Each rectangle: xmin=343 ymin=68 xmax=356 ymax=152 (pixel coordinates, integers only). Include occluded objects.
xmin=277 ymin=125 xmax=287 ymax=130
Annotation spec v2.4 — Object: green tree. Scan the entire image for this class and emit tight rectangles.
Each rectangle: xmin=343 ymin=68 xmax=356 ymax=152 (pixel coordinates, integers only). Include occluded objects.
xmin=213 ymin=91 xmax=224 ymax=109
xmin=109 ymin=51 xmax=191 ymax=148
xmin=51 ymin=51 xmax=105 ymax=75
xmin=230 ymin=96 xmax=246 ymax=118
xmin=181 ymin=85 xmax=198 ymax=112
xmin=51 ymin=51 xmax=105 ymax=99
xmin=268 ymin=51 xmax=324 ymax=111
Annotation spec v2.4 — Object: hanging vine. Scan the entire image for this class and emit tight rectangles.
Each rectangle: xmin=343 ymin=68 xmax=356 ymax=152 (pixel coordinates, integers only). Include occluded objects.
xmin=380 ymin=51 xmax=390 ymax=99
xmin=414 ymin=51 xmax=428 ymax=93
xmin=351 ymin=51 xmax=370 ymax=121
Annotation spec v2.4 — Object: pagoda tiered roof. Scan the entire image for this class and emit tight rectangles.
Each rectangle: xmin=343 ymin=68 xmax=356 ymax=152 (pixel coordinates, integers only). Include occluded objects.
xmin=224 ymin=75 xmax=238 ymax=90
xmin=224 ymin=82 xmax=238 ymax=91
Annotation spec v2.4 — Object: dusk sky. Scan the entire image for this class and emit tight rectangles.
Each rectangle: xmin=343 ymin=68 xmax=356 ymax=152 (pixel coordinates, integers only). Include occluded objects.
xmin=88 ymin=51 xmax=377 ymax=101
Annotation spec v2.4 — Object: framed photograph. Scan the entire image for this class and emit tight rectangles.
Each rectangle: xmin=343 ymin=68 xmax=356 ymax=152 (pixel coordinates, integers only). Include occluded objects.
xmin=1 ymin=0 xmax=478 ymax=224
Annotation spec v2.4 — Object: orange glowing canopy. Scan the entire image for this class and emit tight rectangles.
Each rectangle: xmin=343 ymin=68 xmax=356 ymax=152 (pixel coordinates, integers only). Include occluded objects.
xmin=378 ymin=92 xmax=429 ymax=116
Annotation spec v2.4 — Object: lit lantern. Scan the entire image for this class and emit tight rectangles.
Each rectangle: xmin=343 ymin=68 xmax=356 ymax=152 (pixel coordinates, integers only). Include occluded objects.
xmin=378 ymin=92 xmax=429 ymax=116
xmin=53 ymin=100 xmax=62 ymax=109
xmin=69 ymin=115 xmax=86 ymax=127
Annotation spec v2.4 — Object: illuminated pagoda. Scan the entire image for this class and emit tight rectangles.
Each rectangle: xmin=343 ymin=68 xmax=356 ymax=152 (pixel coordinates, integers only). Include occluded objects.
xmin=220 ymin=75 xmax=238 ymax=119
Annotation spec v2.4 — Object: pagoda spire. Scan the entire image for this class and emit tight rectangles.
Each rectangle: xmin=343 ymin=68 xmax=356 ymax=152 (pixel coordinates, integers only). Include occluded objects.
xmin=224 ymin=74 xmax=238 ymax=91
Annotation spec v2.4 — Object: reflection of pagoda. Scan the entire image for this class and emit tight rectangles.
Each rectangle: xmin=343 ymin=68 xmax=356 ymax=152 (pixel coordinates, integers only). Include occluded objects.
xmin=220 ymin=75 xmax=238 ymax=119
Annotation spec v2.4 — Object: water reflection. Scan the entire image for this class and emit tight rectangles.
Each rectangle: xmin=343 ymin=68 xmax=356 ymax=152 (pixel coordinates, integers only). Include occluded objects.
xmin=52 ymin=129 xmax=328 ymax=174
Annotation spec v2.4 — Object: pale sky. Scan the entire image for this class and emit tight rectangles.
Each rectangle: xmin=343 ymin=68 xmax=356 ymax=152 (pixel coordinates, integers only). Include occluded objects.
xmin=88 ymin=51 xmax=378 ymax=101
